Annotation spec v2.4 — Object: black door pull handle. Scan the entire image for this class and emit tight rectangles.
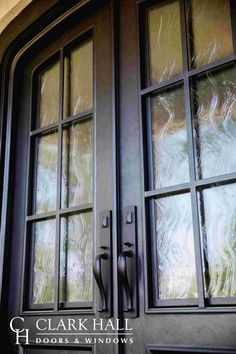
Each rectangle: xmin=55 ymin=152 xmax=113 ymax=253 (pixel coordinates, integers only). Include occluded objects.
xmin=93 ymin=253 xmax=108 ymax=312
xmin=118 ymin=250 xmax=133 ymax=312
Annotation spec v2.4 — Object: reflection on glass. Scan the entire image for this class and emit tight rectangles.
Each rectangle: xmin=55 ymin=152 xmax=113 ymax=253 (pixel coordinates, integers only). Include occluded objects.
xmin=35 ymin=132 xmax=58 ymax=214
xmin=151 ymin=87 xmax=189 ymax=189
xmin=62 ymin=118 xmax=93 ymax=208
xmin=188 ymin=0 xmax=233 ymax=69
xmin=148 ymin=1 xmax=182 ymax=84
xmin=155 ymin=193 xmax=197 ymax=299
xmin=200 ymin=184 xmax=236 ymax=297
xmin=60 ymin=212 xmax=93 ymax=303
xmin=64 ymin=40 xmax=93 ymax=118
xmin=38 ymin=61 xmax=60 ymax=127
xmin=193 ymin=67 xmax=236 ymax=179
xmin=32 ymin=219 xmax=56 ymax=304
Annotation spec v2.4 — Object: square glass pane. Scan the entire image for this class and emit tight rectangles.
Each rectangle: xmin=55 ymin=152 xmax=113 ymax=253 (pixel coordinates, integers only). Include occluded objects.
xmin=64 ymin=40 xmax=93 ymax=118
xmin=61 ymin=118 xmax=93 ymax=208
xmin=188 ymin=0 xmax=234 ymax=69
xmin=199 ymin=184 xmax=236 ymax=298
xmin=32 ymin=219 xmax=56 ymax=304
xmin=38 ymin=61 xmax=60 ymax=127
xmin=192 ymin=66 xmax=236 ymax=179
xmin=155 ymin=193 xmax=197 ymax=299
xmin=147 ymin=1 xmax=183 ymax=85
xmin=60 ymin=212 xmax=93 ymax=303
xmin=151 ymin=86 xmax=189 ymax=189
xmin=34 ymin=131 xmax=58 ymax=214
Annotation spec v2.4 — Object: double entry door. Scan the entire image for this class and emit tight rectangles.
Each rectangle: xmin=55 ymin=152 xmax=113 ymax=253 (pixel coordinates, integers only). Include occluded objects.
xmin=2 ymin=0 xmax=236 ymax=353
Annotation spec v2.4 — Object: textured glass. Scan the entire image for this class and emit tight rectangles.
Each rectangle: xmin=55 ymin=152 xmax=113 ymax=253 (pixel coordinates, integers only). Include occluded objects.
xmin=38 ymin=61 xmax=60 ymax=127
xmin=35 ymin=132 xmax=58 ymax=214
xmin=193 ymin=67 xmax=236 ymax=179
xmin=188 ymin=0 xmax=233 ymax=69
xmin=64 ymin=40 xmax=93 ymax=118
xmin=62 ymin=118 xmax=93 ymax=208
xmin=32 ymin=219 xmax=56 ymax=304
xmin=200 ymin=184 xmax=236 ymax=298
xmin=151 ymin=87 xmax=189 ymax=189
xmin=60 ymin=212 xmax=93 ymax=302
xmin=148 ymin=1 xmax=182 ymax=84
xmin=155 ymin=193 xmax=197 ymax=299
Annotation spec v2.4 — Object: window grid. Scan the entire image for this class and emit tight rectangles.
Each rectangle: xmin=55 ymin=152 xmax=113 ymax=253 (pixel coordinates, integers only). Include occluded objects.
xmin=142 ymin=0 xmax=236 ymax=308
xmin=24 ymin=38 xmax=93 ymax=311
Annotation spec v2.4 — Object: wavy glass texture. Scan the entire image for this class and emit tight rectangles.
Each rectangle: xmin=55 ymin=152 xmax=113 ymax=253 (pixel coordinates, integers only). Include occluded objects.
xmin=38 ymin=61 xmax=60 ymax=127
xmin=151 ymin=87 xmax=189 ymax=189
xmin=148 ymin=1 xmax=183 ymax=85
xmin=61 ymin=118 xmax=93 ymax=208
xmin=155 ymin=193 xmax=197 ymax=299
xmin=35 ymin=132 xmax=58 ymax=214
xmin=32 ymin=219 xmax=56 ymax=304
xmin=64 ymin=41 xmax=93 ymax=118
xmin=60 ymin=212 xmax=93 ymax=302
xmin=188 ymin=0 xmax=233 ymax=69
xmin=200 ymin=184 xmax=236 ymax=298
xmin=193 ymin=67 xmax=236 ymax=179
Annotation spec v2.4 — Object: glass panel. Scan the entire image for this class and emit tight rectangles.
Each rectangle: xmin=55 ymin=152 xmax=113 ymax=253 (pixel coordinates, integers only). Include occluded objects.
xmin=38 ymin=61 xmax=60 ymax=127
xmin=148 ymin=1 xmax=182 ymax=85
xmin=200 ymin=184 xmax=236 ymax=297
xmin=34 ymin=131 xmax=58 ymax=214
xmin=32 ymin=219 xmax=56 ymax=304
xmin=155 ymin=193 xmax=197 ymax=299
xmin=64 ymin=40 xmax=93 ymax=118
xmin=188 ymin=0 xmax=233 ymax=69
xmin=60 ymin=212 xmax=93 ymax=303
xmin=151 ymin=86 xmax=189 ymax=189
xmin=193 ymin=67 xmax=236 ymax=179
xmin=61 ymin=118 xmax=93 ymax=208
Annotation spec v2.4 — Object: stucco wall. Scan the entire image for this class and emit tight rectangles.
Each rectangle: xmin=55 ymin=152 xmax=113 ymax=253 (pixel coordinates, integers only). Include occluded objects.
xmin=0 ymin=0 xmax=33 ymax=33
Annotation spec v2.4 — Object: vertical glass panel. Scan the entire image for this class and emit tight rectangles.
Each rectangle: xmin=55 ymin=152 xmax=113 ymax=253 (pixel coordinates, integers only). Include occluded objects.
xmin=188 ymin=0 xmax=233 ymax=69
xmin=32 ymin=219 xmax=56 ymax=304
xmin=61 ymin=118 xmax=93 ymax=208
xmin=60 ymin=212 xmax=93 ymax=303
xmin=200 ymin=184 xmax=236 ymax=297
xmin=151 ymin=86 xmax=189 ymax=189
xmin=38 ymin=61 xmax=60 ymax=127
xmin=193 ymin=67 xmax=236 ymax=179
xmin=64 ymin=40 xmax=93 ymax=118
xmin=148 ymin=1 xmax=182 ymax=85
xmin=155 ymin=193 xmax=197 ymax=299
xmin=35 ymin=131 xmax=58 ymax=214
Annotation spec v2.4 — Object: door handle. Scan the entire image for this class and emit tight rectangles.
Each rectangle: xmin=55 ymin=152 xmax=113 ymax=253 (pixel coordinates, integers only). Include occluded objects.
xmin=118 ymin=250 xmax=133 ymax=312
xmin=93 ymin=253 xmax=108 ymax=312
xmin=94 ymin=211 xmax=112 ymax=317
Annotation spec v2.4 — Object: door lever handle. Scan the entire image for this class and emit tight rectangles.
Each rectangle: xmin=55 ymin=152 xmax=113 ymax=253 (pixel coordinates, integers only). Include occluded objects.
xmin=93 ymin=253 xmax=108 ymax=312
xmin=118 ymin=250 xmax=133 ymax=312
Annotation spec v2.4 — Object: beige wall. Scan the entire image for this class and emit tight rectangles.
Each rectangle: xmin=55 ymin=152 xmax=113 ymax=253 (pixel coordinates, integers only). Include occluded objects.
xmin=0 ymin=0 xmax=33 ymax=33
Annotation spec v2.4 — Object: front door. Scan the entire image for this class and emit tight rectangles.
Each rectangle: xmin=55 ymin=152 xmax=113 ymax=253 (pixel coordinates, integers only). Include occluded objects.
xmin=2 ymin=0 xmax=236 ymax=353
xmin=1 ymin=1 xmax=117 ymax=353
xmin=119 ymin=0 xmax=236 ymax=353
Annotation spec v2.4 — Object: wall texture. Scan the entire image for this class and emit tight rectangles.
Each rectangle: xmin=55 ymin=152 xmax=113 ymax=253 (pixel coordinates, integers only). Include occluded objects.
xmin=0 ymin=0 xmax=33 ymax=33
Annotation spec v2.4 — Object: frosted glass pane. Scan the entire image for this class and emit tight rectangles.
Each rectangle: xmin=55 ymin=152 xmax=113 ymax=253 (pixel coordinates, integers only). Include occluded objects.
xmin=32 ymin=219 xmax=56 ymax=304
xmin=64 ymin=40 xmax=93 ymax=118
xmin=38 ymin=61 xmax=60 ymax=127
xmin=193 ymin=67 xmax=236 ymax=179
xmin=151 ymin=86 xmax=189 ymax=189
xmin=148 ymin=1 xmax=182 ymax=84
xmin=188 ymin=0 xmax=233 ymax=69
xmin=60 ymin=212 xmax=93 ymax=302
xmin=62 ymin=118 xmax=93 ymax=208
xmin=35 ymin=132 xmax=58 ymax=214
xmin=155 ymin=194 xmax=197 ymax=299
xmin=200 ymin=184 xmax=236 ymax=297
